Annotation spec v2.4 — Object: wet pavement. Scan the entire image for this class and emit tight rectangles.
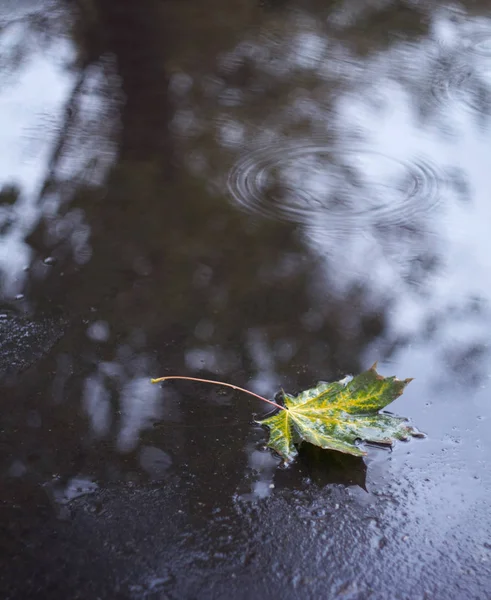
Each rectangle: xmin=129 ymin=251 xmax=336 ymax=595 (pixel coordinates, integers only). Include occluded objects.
xmin=1 ymin=0 xmax=491 ymax=598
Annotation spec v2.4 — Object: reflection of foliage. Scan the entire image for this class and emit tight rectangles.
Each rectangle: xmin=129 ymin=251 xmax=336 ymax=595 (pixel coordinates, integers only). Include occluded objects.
xmin=2 ymin=0 xmax=491 ymax=492
xmin=0 ymin=4 xmax=73 ymax=83
xmin=163 ymin=0 xmax=491 ymax=396
xmin=0 ymin=184 xmax=20 ymax=206
xmin=328 ymin=0 xmax=430 ymax=54
xmin=0 ymin=185 xmax=20 ymax=235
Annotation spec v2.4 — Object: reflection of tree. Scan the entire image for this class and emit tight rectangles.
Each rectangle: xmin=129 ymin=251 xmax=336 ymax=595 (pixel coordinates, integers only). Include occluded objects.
xmin=73 ymin=0 xmax=173 ymax=164
xmin=164 ymin=0 xmax=491 ymax=399
xmin=0 ymin=5 xmax=70 ymax=83
xmin=1 ymin=0 xmax=491 ymax=499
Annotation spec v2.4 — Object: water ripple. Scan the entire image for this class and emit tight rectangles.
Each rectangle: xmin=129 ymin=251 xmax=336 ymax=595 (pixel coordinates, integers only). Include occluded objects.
xmin=227 ymin=142 xmax=442 ymax=232
xmin=463 ymin=25 xmax=491 ymax=58
xmin=469 ymin=34 xmax=491 ymax=57
xmin=431 ymin=22 xmax=491 ymax=115
xmin=431 ymin=62 xmax=491 ymax=116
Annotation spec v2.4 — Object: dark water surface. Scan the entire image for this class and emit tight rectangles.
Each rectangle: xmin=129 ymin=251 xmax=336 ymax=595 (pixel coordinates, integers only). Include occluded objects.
xmin=1 ymin=0 xmax=491 ymax=598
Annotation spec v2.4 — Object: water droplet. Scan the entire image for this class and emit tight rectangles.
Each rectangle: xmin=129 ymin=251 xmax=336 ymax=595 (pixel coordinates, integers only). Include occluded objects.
xmin=43 ymin=256 xmax=57 ymax=266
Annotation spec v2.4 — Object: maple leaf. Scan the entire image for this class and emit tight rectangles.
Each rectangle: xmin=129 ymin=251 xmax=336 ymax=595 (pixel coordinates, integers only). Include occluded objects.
xmin=258 ymin=363 xmax=423 ymax=463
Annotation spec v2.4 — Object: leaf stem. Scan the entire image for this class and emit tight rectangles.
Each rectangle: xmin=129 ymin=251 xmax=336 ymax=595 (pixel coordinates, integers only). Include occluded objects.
xmin=151 ymin=375 xmax=286 ymax=411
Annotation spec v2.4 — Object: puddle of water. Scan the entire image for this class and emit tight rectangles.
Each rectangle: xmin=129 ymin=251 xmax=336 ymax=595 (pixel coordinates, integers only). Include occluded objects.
xmin=1 ymin=0 xmax=491 ymax=597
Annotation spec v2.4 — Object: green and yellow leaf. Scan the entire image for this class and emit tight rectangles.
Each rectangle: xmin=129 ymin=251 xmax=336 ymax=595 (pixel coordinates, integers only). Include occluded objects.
xmin=258 ymin=363 xmax=423 ymax=462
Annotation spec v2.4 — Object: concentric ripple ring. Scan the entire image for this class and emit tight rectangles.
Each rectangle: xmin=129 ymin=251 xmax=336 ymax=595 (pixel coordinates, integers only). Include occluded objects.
xmin=227 ymin=142 xmax=442 ymax=232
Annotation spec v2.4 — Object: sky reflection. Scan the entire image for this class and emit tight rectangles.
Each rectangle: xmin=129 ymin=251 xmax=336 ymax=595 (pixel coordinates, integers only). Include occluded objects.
xmin=1 ymin=0 xmax=490 ymax=501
